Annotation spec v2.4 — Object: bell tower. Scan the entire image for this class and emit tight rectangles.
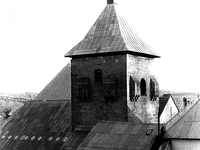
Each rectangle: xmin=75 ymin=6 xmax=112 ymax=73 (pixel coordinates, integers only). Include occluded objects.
xmin=65 ymin=1 xmax=160 ymax=130
xmin=127 ymin=54 xmax=160 ymax=123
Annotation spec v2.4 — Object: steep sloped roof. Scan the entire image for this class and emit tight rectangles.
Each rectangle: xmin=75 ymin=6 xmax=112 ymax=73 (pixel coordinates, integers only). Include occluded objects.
xmin=35 ymin=63 xmax=71 ymax=100
xmin=165 ymin=99 xmax=200 ymax=139
xmin=65 ymin=3 xmax=159 ymax=58
xmin=0 ymin=100 xmax=72 ymax=150
xmin=78 ymin=121 xmax=158 ymax=150
xmin=60 ymin=127 xmax=91 ymax=150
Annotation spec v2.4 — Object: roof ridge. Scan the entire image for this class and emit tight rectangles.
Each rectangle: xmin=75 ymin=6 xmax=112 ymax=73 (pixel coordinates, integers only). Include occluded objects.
xmin=115 ymin=16 xmax=129 ymax=51
xmin=35 ymin=63 xmax=71 ymax=100
xmin=30 ymin=99 xmax=71 ymax=102
xmin=115 ymin=6 xmax=158 ymax=56
xmin=99 ymin=120 xmax=156 ymax=125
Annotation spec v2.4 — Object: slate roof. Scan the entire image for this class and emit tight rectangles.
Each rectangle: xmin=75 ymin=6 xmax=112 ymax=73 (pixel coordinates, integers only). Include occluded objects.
xmin=78 ymin=121 xmax=158 ymax=150
xmin=60 ymin=127 xmax=91 ymax=150
xmin=172 ymin=93 xmax=198 ymax=111
xmin=65 ymin=3 xmax=159 ymax=58
xmin=0 ymin=100 xmax=72 ymax=150
xmin=35 ymin=63 xmax=71 ymax=100
xmin=165 ymin=99 xmax=200 ymax=139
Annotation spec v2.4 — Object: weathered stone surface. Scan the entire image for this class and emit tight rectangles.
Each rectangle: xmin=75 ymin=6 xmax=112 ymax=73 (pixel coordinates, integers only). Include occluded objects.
xmin=126 ymin=54 xmax=159 ymax=123
xmin=71 ymin=55 xmax=128 ymax=129
xmin=71 ymin=53 xmax=160 ymax=129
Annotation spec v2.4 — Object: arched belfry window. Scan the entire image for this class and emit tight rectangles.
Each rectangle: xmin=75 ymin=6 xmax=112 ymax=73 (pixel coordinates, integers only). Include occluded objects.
xmin=129 ymin=76 xmax=135 ymax=101
xmin=150 ymin=79 xmax=155 ymax=100
xmin=140 ymin=78 xmax=146 ymax=96
xmin=94 ymin=69 xmax=102 ymax=83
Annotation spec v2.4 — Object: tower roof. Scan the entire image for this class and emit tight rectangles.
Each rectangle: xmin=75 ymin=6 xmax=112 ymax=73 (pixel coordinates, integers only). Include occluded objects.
xmin=65 ymin=3 xmax=159 ymax=58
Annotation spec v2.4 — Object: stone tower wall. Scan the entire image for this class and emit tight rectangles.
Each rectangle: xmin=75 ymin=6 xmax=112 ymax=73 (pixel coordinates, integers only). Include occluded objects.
xmin=126 ymin=54 xmax=159 ymax=123
xmin=71 ymin=54 xmax=128 ymax=130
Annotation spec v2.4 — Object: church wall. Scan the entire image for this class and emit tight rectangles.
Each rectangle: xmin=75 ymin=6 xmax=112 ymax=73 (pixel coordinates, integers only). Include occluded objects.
xmin=71 ymin=54 xmax=128 ymax=130
xmin=126 ymin=54 xmax=159 ymax=123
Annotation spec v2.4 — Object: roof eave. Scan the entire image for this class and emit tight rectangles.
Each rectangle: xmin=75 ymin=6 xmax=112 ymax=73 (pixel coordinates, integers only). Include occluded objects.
xmin=64 ymin=51 xmax=127 ymax=58
xmin=165 ymin=137 xmax=200 ymax=140
xmin=65 ymin=51 xmax=160 ymax=58
xmin=126 ymin=51 xmax=160 ymax=58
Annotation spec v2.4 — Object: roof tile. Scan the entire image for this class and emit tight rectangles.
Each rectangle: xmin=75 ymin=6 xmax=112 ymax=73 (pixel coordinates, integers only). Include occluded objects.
xmin=65 ymin=4 xmax=159 ymax=58
xmin=61 ymin=129 xmax=90 ymax=150
xmin=0 ymin=100 xmax=72 ymax=150
xmin=35 ymin=63 xmax=71 ymax=101
xmin=166 ymin=99 xmax=200 ymax=138
xmin=78 ymin=122 xmax=158 ymax=150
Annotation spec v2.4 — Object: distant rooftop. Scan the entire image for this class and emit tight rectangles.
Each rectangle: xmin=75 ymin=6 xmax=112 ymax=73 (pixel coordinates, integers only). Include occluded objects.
xmin=165 ymin=99 xmax=200 ymax=139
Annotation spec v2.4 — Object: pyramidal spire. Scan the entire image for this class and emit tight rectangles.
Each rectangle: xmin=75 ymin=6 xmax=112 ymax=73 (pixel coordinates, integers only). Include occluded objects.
xmin=107 ymin=0 xmax=114 ymax=4
xmin=65 ymin=2 xmax=159 ymax=58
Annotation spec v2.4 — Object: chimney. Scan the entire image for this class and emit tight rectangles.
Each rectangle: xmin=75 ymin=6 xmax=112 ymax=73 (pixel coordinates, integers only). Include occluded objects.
xmin=183 ymin=97 xmax=187 ymax=108
xmin=107 ymin=0 xmax=114 ymax=4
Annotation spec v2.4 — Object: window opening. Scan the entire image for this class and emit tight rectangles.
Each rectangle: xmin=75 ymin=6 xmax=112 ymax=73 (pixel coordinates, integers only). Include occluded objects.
xmin=140 ymin=78 xmax=146 ymax=96
xmin=104 ymin=78 xmax=117 ymax=103
xmin=150 ymin=79 xmax=155 ymax=100
xmin=129 ymin=76 xmax=135 ymax=101
xmin=77 ymin=78 xmax=90 ymax=103
xmin=94 ymin=69 xmax=102 ymax=83
xmin=146 ymin=129 xmax=153 ymax=135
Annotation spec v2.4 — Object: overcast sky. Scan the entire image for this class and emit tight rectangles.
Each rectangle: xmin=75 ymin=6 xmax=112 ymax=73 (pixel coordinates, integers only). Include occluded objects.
xmin=0 ymin=0 xmax=200 ymax=93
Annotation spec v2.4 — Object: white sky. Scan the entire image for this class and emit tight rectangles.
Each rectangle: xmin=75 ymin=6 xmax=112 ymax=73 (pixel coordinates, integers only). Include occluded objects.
xmin=0 ymin=0 xmax=200 ymax=93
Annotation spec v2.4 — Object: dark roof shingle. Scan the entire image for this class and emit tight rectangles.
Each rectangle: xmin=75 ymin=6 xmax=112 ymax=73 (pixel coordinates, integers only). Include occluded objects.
xmin=78 ymin=121 xmax=158 ymax=150
xmin=65 ymin=4 xmax=159 ymax=58
xmin=172 ymin=93 xmax=198 ymax=111
xmin=165 ymin=99 xmax=200 ymax=139
xmin=0 ymin=100 xmax=72 ymax=150
xmin=60 ymin=127 xmax=91 ymax=150
xmin=35 ymin=63 xmax=71 ymax=100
